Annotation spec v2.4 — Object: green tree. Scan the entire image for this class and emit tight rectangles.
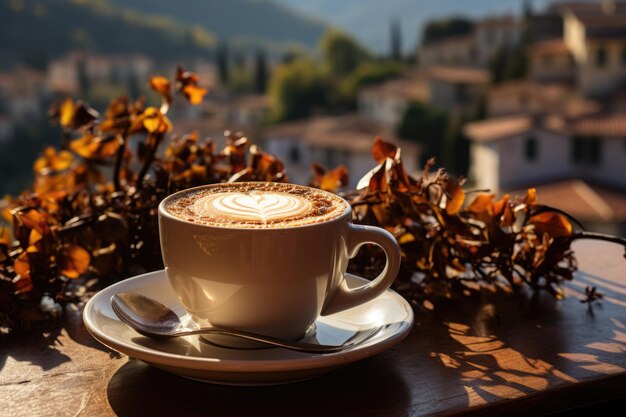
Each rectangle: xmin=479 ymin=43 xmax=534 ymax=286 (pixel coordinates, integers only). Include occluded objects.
xmin=229 ymin=67 xmax=254 ymax=94
xmin=216 ymin=41 xmax=230 ymax=84
xmin=396 ymin=101 xmax=448 ymax=165
xmin=422 ymin=18 xmax=474 ymax=44
xmin=126 ymin=70 xmax=141 ymax=99
xmin=268 ymin=58 xmax=328 ymax=121
xmin=443 ymin=113 xmax=470 ymax=176
xmin=77 ymin=60 xmax=90 ymax=97
xmin=254 ymin=49 xmax=268 ymax=94
xmin=338 ymin=61 xmax=404 ymax=108
xmin=319 ymin=30 xmax=371 ymax=77
xmin=390 ymin=19 xmax=402 ymax=61
xmin=489 ymin=46 xmax=527 ymax=83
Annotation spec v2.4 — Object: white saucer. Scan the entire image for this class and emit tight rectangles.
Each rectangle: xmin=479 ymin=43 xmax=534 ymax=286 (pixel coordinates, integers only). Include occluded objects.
xmin=83 ymin=270 xmax=414 ymax=386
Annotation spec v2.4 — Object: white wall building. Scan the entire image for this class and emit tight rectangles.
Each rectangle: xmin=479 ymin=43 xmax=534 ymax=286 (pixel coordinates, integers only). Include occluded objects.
xmin=427 ymin=66 xmax=490 ymax=117
xmin=465 ymin=113 xmax=626 ymax=193
xmin=562 ymin=5 xmax=626 ymax=97
xmin=264 ymin=114 xmax=421 ymax=189
xmin=47 ymin=51 xmax=153 ymax=95
xmin=358 ymin=78 xmax=426 ymax=130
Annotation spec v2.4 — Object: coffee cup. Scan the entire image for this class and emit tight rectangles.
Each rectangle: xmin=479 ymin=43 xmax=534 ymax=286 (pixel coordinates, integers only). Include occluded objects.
xmin=158 ymin=182 xmax=401 ymax=347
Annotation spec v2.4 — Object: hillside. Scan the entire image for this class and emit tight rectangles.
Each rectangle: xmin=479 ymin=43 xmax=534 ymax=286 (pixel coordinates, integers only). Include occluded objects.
xmin=107 ymin=0 xmax=328 ymax=47
xmin=277 ymin=0 xmax=536 ymax=53
xmin=0 ymin=0 xmax=328 ymax=69
xmin=0 ymin=0 xmax=216 ymax=67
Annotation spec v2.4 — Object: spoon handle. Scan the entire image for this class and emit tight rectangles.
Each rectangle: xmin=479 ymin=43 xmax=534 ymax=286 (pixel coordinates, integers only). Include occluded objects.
xmin=171 ymin=326 xmax=381 ymax=353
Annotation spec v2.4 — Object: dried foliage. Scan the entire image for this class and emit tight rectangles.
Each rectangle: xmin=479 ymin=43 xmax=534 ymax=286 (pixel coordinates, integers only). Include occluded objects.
xmin=342 ymin=138 xmax=624 ymax=310
xmin=1 ymin=68 xmax=624 ymax=335
xmin=0 ymin=66 xmax=285 ymax=334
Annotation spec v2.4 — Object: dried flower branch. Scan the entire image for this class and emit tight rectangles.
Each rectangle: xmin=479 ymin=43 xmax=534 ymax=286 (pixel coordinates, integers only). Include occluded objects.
xmin=339 ymin=138 xmax=626 ymax=310
xmin=0 ymin=67 xmax=284 ymax=334
xmin=1 ymin=68 xmax=624 ymax=336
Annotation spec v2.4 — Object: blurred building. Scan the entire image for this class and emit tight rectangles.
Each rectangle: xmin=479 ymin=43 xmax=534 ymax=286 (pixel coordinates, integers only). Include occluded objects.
xmin=358 ymin=77 xmax=426 ymax=130
xmin=223 ymin=95 xmax=271 ymax=127
xmin=0 ymin=66 xmax=49 ymax=122
xmin=465 ymin=110 xmax=626 ymax=235
xmin=264 ymin=114 xmax=421 ymax=188
xmin=47 ymin=51 xmax=153 ymax=95
xmin=418 ymin=15 xmax=525 ymax=69
xmin=426 ymin=66 xmax=490 ymax=117
xmin=529 ymin=0 xmax=626 ymax=97
xmin=463 ymin=0 xmax=626 ymax=235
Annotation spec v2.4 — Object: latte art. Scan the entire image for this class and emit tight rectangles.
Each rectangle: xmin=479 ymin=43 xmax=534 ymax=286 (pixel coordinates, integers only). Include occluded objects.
xmin=192 ymin=192 xmax=312 ymax=222
xmin=164 ymin=182 xmax=349 ymax=228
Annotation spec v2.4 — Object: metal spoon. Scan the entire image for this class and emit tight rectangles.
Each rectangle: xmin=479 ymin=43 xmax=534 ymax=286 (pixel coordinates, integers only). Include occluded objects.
xmin=110 ymin=292 xmax=382 ymax=354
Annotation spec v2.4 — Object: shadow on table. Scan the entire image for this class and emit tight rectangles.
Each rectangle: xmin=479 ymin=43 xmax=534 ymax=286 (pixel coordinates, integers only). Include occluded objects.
xmin=0 ymin=304 xmax=120 ymax=374
xmin=107 ymin=353 xmax=411 ymax=417
xmin=399 ymin=241 xmax=626 ymax=415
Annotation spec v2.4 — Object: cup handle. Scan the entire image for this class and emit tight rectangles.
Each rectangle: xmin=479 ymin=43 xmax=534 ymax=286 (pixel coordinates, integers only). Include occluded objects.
xmin=321 ymin=223 xmax=401 ymax=316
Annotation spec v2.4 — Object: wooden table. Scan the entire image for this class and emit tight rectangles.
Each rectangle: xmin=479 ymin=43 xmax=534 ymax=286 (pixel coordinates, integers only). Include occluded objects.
xmin=1 ymin=240 xmax=625 ymax=416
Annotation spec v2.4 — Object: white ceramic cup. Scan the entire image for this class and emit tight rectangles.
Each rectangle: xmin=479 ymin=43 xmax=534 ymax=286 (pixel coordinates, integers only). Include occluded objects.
xmin=158 ymin=183 xmax=401 ymax=346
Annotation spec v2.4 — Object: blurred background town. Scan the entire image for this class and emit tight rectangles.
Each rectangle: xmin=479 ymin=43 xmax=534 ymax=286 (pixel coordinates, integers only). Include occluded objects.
xmin=0 ymin=0 xmax=625 ymax=235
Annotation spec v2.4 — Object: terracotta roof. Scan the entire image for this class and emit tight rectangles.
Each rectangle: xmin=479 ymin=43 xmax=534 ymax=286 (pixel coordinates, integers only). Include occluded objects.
xmin=555 ymin=1 xmax=626 ymax=37
xmin=551 ymin=1 xmax=626 ymax=16
xmin=464 ymin=115 xmax=566 ymax=142
xmin=570 ymin=113 xmax=626 ymax=136
xmin=507 ymin=179 xmax=626 ymax=223
xmin=488 ymin=80 xmax=571 ymax=98
xmin=428 ymin=66 xmax=490 ymax=84
xmin=266 ymin=114 xmax=420 ymax=154
xmin=360 ymin=78 xmax=425 ymax=100
xmin=528 ymin=40 xmax=571 ymax=55
xmin=488 ymin=81 xmax=601 ymax=117
xmin=228 ymin=94 xmax=271 ymax=109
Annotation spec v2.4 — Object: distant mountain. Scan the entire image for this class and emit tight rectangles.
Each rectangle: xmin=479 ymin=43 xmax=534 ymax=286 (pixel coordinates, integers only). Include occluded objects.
xmin=0 ymin=0 xmax=215 ymax=67
xmin=277 ymin=0 xmax=553 ymax=54
xmin=106 ymin=0 xmax=328 ymax=47
xmin=0 ymin=0 xmax=329 ymax=69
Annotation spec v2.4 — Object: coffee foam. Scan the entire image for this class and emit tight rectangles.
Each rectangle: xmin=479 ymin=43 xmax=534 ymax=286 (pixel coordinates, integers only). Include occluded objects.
xmin=164 ymin=182 xmax=349 ymax=228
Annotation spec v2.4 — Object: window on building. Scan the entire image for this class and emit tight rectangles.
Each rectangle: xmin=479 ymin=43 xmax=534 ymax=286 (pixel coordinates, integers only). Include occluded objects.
xmin=572 ymin=136 xmax=602 ymax=165
xmin=289 ymin=146 xmax=300 ymax=163
xmin=596 ymin=46 xmax=608 ymax=68
xmin=455 ymin=84 xmax=469 ymax=103
xmin=524 ymin=137 xmax=538 ymax=162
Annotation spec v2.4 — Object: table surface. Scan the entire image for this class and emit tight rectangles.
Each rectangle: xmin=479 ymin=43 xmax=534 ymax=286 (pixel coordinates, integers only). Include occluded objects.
xmin=1 ymin=239 xmax=625 ymax=417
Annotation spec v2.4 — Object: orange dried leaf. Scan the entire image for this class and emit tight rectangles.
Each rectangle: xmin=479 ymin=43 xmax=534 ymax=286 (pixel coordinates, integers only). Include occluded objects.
xmin=150 ymin=76 xmax=171 ymax=98
xmin=59 ymin=245 xmax=91 ymax=279
xmin=493 ymin=194 xmax=510 ymax=218
xmin=132 ymin=107 xmax=173 ymax=134
xmin=59 ymin=98 xmax=75 ymax=127
xmin=466 ymin=194 xmax=495 ymax=215
xmin=371 ymin=137 xmax=397 ymax=164
xmin=445 ymin=181 xmax=465 ymax=215
xmin=14 ymin=252 xmax=33 ymax=294
xmin=525 ymin=188 xmax=537 ymax=206
xmin=15 ymin=209 xmax=52 ymax=235
xmin=182 ymin=85 xmax=208 ymax=105
xmin=0 ymin=226 xmax=11 ymax=245
xmin=529 ymin=212 xmax=572 ymax=238
xmin=34 ymin=147 xmax=74 ymax=173
xmin=70 ymin=134 xmax=121 ymax=159
xmin=28 ymin=229 xmax=43 ymax=246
